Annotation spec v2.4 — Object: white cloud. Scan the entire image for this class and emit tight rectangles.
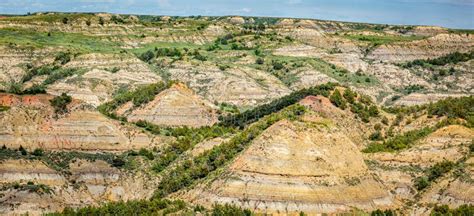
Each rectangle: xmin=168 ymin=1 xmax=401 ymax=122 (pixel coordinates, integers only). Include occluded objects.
xmin=240 ymin=7 xmax=251 ymax=13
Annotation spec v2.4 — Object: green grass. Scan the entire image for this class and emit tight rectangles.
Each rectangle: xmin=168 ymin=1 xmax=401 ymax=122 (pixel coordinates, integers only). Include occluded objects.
xmin=245 ymin=55 xmax=379 ymax=87
xmin=0 ymin=28 xmax=122 ymax=53
xmin=307 ymin=58 xmax=379 ymax=86
xmin=131 ymin=41 xmax=205 ymax=55
xmin=0 ymin=13 xmax=95 ymax=23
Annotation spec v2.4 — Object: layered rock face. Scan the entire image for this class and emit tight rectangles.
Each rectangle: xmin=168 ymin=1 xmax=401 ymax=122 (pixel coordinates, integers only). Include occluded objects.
xmin=186 ymin=118 xmax=393 ymax=214
xmin=370 ymin=125 xmax=473 ymax=167
xmin=394 ymin=93 xmax=471 ymax=106
xmin=47 ymin=53 xmax=162 ymax=106
xmin=368 ymin=34 xmax=474 ymax=62
xmin=418 ymin=156 xmax=474 ymax=207
xmin=0 ymin=159 xmax=157 ymax=215
xmin=0 ymin=47 xmax=46 ymax=91
xmin=0 ymin=94 xmax=158 ymax=151
xmin=121 ymin=83 xmax=218 ymax=128
xmin=366 ymin=125 xmax=474 ymax=209
xmin=168 ymin=62 xmax=291 ymax=107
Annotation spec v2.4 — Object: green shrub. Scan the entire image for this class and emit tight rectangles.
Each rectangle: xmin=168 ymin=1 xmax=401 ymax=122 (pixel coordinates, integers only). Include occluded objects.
xmin=32 ymin=148 xmax=44 ymax=156
xmin=371 ymin=209 xmax=397 ymax=216
xmin=139 ymin=50 xmax=155 ymax=62
xmin=414 ymin=160 xmax=455 ymax=191
xmin=431 ymin=204 xmax=474 ymax=216
xmin=329 ymin=89 xmax=347 ymax=109
xmin=8 ymin=82 xmax=23 ymax=94
xmin=138 ymin=148 xmax=154 ymax=160
xmin=112 ymin=158 xmax=126 ymax=167
xmin=343 ymin=88 xmax=356 ymax=104
xmin=54 ymin=52 xmax=71 ymax=65
xmin=403 ymin=51 xmax=474 ymax=68
xmin=272 ymin=60 xmax=284 ymax=70
xmin=193 ymin=51 xmax=207 ymax=61
xmin=369 ymin=131 xmax=383 ymax=141
xmin=255 ymin=57 xmax=264 ymax=65
xmin=19 ymin=145 xmax=27 ymax=155
xmin=414 ymin=176 xmax=430 ymax=190
xmin=427 ymin=160 xmax=455 ymax=181
xmin=22 ymin=84 xmax=46 ymax=94
xmin=50 ymin=93 xmax=72 ymax=114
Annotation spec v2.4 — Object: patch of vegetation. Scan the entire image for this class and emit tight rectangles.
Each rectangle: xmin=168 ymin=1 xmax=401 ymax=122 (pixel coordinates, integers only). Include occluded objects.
xmin=401 ymin=84 xmax=425 ymax=95
xmin=154 ymin=105 xmax=305 ymax=198
xmin=364 ymin=126 xmax=434 ymax=152
xmin=47 ymin=198 xmax=253 ymax=216
xmin=22 ymin=64 xmax=59 ymax=83
xmin=402 ymin=51 xmax=474 ymax=68
xmin=385 ymin=96 xmax=474 ymax=127
xmin=306 ymin=58 xmax=379 ymax=86
xmin=0 ymin=13 xmax=94 ymax=24
xmin=427 ymin=96 xmax=474 ymax=127
xmin=448 ymin=29 xmax=474 ymax=34
xmin=328 ymin=88 xmax=378 ymax=122
xmin=218 ymin=102 xmax=240 ymax=114
xmin=343 ymin=33 xmax=426 ymax=46
xmin=15 ymin=65 xmax=82 ymax=95
xmin=50 ymin=93 xmax=72 ymax=114
xmin=0 ymin=146 xmax=128 ymax=173
xmin=414 ymin=160 xmax=455 ymax=190
xmin=133 ymin=121 xmax=235 ymax=173
xmin=219 ymin=83 xmax=336 ymax=128
xmin=431 ymin=204 xmax=474 ymax=216
xmin=106 ymin=67 xmax=120 ymax=73
xmin=0 ymin=28 xmax=121 ymax=53
xmin=54 ymin=51 xmax=72 ymax=65
xmin=364 ymin=117 xmax=463 ymax=153
xmin=98 ymin=81 xmax=173 ymax=120
xmin=329 ymin=89 xmax=347 ymax=109
xmin=370 ymin=209 xmax=397 ymax=216
xmin=0 ymin=105 xmax=10 ymax=112
xmin=1 ymin=181 xmax=53 ymax=195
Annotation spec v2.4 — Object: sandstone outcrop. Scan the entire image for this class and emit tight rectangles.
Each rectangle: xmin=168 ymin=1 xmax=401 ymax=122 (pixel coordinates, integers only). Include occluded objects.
xmin=0 ymin=94 xmax=160 ymax=151
xmin=184 ymin=117 xmax=393 ymax=214
xmin=121 ymin=83 xmax=218 ymax=128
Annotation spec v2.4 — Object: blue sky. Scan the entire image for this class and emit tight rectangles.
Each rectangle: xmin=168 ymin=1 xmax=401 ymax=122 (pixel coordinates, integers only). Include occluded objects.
xmin=1 ymin=0 xmax=473 ymax=29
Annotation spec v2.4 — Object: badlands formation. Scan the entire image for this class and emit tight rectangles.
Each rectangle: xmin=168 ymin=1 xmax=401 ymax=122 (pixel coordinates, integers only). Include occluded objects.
xmin=0 ymin=13 xmax=473 ymax=215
